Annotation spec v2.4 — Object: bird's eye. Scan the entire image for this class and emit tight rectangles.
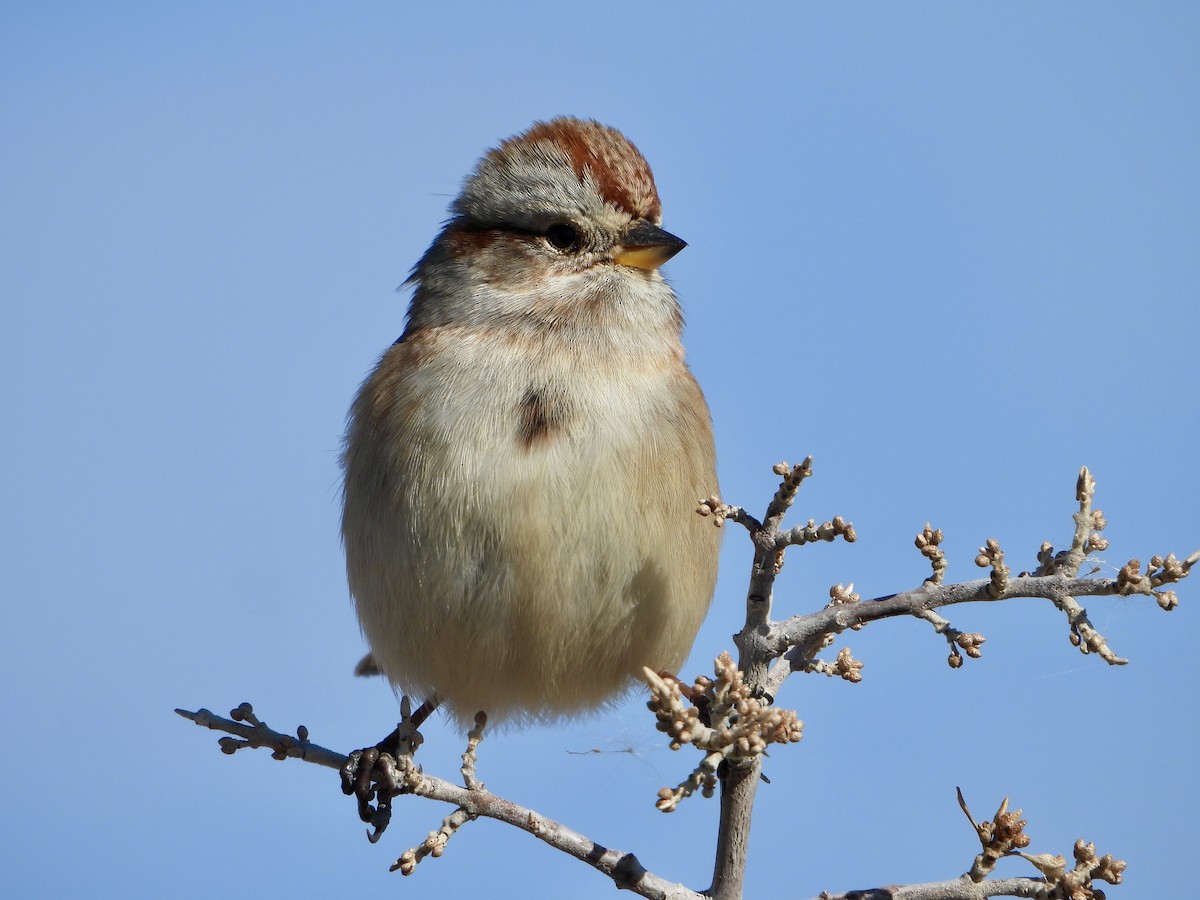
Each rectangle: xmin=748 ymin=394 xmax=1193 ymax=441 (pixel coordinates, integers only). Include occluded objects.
xmin=545 ymin=222 xmax=580 ymax=251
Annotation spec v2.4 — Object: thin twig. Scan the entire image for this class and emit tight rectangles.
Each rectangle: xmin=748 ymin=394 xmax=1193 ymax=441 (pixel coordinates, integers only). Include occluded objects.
xmin=176 ymin=706 xmax=700 ymax=900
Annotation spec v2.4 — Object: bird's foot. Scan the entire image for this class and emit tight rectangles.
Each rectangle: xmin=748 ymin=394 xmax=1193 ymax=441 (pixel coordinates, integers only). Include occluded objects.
xmin=339 ymin=698 xmax=437 ymax=842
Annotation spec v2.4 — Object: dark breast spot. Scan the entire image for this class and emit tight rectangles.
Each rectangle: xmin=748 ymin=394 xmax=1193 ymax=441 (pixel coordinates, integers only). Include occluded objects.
xmin=517 ymin=388 xmax=568 ymax=449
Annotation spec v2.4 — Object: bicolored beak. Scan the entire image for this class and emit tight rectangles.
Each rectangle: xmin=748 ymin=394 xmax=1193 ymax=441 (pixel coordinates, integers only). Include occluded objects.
xmin=613 ymin=220 xmax=687 ymax=271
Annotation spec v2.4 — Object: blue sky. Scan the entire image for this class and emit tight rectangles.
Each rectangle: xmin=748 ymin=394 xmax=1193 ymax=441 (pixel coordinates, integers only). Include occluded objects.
xmin=2 ymin=3 xmax=1197 ymax=897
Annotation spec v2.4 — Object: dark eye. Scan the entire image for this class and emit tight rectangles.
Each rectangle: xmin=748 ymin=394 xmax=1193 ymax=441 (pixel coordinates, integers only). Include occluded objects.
xmin=545 ymin=222 xmax=580 ymax=251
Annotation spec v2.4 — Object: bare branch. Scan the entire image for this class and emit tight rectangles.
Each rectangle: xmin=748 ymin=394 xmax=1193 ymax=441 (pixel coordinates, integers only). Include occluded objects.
xmin=181 ymin=461 xmax=1189 ymax=898
xmin=760 ymin=468 xmax=1190 ymax=670
xmin=812 ymin=877 xmax=1050 ymax=899
xmin=686 ymin=462 xmax=1186 ymax=899
xmin=768 ymin=568 xmax=1183 ymax=666
xmin=917 ymin=524 xmax=949 ymax=584
xmin=697 ymin=496 xmax=761 ymax=534
xmin=176 ymin=705 xmax=702 ymax=900
xmin=809 ymin=792 xmax=1126 ymax=899
xmin=958 ymin=790 xmax=1031 ymax=881
xmin=395 ymin=710 xmax=490 ymax=874
xmin=697 ymin=459 xmax=856 ymax=900
xmin=644 ymin=654 xmax=802 ymax=814
xmin=176 ymin=703 xmax=345 ymax=769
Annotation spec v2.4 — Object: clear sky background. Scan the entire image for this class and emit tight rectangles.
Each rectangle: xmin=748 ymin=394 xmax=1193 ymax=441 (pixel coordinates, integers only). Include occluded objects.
xmin=2 ymin=3 xmax=1197 ymax=897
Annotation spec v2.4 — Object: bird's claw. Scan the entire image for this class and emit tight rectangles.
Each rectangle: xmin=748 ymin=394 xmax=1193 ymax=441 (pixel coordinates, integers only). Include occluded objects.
xmin=340 ymin=732 xmax=405 ymax=838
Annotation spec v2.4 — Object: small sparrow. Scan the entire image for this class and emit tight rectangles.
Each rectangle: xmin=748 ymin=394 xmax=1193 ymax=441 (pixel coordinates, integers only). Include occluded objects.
xmin=341 ymin=118 xmax=720 ymax=728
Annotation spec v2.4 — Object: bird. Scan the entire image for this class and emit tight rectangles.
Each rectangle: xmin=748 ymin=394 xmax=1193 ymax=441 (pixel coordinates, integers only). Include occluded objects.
xmin=340 ymin=117 xmax=720 ymax=730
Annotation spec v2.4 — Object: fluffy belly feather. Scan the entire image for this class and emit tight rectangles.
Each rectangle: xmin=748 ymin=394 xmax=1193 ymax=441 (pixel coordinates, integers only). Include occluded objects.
xmin=342 ymin=331 xmax=720 ymax=725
